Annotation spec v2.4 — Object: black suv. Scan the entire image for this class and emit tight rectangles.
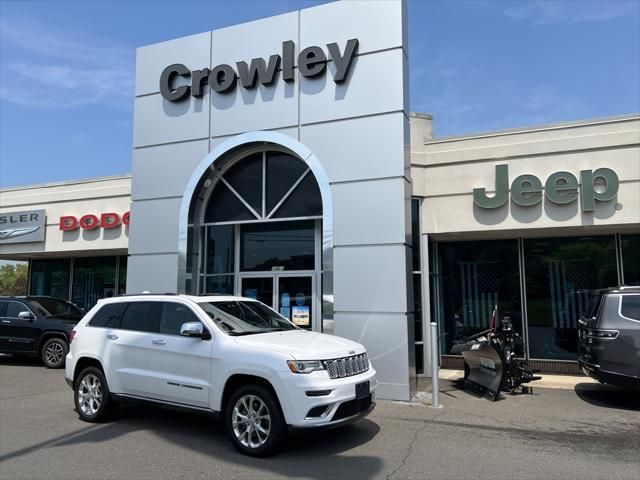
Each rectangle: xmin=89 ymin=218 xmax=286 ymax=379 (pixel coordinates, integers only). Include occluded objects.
xmin=578 ymin=286 xmax=640 ymax=390
xmin=0 ymin=296 xmax=85 ymax=368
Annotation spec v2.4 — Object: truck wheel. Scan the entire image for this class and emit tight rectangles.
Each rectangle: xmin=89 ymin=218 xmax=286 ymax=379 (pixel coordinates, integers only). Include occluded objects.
xmin=41 ymin=338 xmax=68 ymax=369
xmin=225 ymin=384 xmax=286 ymax=457
xmin=74 ymin=367 xmax=114 ymax=422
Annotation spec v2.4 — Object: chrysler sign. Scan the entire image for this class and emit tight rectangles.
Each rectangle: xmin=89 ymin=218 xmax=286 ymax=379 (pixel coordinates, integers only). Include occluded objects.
xmin=0 ymin=209 xmax=46 ymax=244
xmin=160 ymin=38 xmax=359 ymax=101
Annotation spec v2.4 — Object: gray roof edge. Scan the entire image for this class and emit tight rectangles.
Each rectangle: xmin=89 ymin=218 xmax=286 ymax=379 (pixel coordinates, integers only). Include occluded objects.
xmin=1 ymin=173 xmax=132 ymax=193
xmin=425 ymin=113 xmax=640 ymax=145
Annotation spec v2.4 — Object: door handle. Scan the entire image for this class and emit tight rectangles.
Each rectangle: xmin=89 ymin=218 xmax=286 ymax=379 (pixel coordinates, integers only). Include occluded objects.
xmin=2 ymin=320 xmax=10 ymax=324
xmin=152 ymin=339 xmax=167 ymax=345
xmin=106 ymin=333 xmax=119 ymax=340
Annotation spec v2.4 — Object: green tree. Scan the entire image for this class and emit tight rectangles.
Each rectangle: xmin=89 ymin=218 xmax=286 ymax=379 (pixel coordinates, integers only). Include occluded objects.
xmin=0 ymin=264 xmax=28 ymax=296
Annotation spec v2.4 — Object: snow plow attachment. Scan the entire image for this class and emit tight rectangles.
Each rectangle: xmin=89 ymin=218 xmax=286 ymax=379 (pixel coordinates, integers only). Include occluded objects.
xmin=450 ymin=331 xmax=504 ymax=400
xmin=450 ymin=317 xmax=541 ymax=401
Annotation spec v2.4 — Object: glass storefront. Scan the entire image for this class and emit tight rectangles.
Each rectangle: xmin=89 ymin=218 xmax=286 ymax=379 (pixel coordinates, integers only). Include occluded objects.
xmin=429 ymin=233 xmax=629 ymax=367
xmin=621 ymin=234 xmax=640 ymax=286
xmin=524 ymin=236 xmax=617 ymax=360
xmin=437 ymin=240 xmax=522 ymax=356
xmin=29 ymin=259 xmax=70 ymax=299
xmin=71 ymin=257 xmax=118 ymax=311
xmin=29 ymin=256 xmax=126 ymax=310
xmin=188 ymin=149 xmax=322 ymax=330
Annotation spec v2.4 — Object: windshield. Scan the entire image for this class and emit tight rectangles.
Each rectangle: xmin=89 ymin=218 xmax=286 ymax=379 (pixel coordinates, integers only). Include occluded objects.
xmin=28 ymin=298 xmax=84 ymax=320
xmin=198 ymin=300 xmax=298 ymax=335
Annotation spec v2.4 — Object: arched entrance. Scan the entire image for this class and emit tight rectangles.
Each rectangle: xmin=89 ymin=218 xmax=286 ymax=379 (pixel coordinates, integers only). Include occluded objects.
xmin=178 ymin=132 xmax=333 ymax=332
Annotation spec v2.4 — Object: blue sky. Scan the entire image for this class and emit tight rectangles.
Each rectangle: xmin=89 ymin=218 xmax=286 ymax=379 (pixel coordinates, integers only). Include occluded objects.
xmin=0 ymin=0 xmax=638 ymax=188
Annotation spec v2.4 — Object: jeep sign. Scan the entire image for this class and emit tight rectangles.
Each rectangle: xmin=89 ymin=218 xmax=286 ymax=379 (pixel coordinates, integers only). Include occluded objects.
xmin=160 ymin=38 xmax=359 ymax=101
xmin=473 ymin=165 xmax=619 ymax=211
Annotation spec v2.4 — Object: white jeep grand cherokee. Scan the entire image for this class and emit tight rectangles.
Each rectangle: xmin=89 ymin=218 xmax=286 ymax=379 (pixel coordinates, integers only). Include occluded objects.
xmin=65 ymin=294 xmax=376 ymax=456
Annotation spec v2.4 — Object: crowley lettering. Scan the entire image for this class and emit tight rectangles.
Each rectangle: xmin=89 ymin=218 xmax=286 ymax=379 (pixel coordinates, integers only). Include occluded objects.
xmin=160 ymin=38 xmax=359 ymax=102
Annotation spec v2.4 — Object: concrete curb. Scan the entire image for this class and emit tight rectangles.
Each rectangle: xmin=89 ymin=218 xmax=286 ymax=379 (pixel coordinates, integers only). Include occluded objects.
xmin=436 ymin=369 xmax=599 ymax=390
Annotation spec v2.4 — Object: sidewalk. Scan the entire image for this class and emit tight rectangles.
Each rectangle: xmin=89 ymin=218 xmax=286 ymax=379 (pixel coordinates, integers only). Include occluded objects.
xmin=433 ymin=368 xmax=599 ymax=390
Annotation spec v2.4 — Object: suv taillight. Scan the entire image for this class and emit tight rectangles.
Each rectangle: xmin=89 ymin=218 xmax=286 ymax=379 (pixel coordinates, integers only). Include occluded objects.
xmin=69 ymin=329 xmax=77 ymax=343
xmin=587 ymin=328 xmax=619 ymax=340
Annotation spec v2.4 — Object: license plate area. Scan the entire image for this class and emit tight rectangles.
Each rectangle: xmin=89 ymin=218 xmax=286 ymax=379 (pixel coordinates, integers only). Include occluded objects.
xmin=355 ymin=381 xmax=370 ymax=400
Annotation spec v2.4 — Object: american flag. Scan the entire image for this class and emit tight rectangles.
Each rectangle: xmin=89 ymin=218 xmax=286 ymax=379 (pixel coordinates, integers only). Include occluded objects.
xmin=548 ymin=259 xmax=590 ymax=329
xmin=459 ymin=261 xmax=500 ymax=328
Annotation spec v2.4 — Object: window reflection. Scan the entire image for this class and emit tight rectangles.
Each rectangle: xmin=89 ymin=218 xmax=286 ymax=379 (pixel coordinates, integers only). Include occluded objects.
xmin=71 ymin=257 xmax=117 ymax=310
xmin=241 ymin=221 xmax=315 ymax=271
xmin=29 ymin=259 xmax=71 ymax=300
xmin=621 ymin=234 xmax=640 ymax=286
xmin=438 ymin=240 xmax=522 ymax=355
xmin=524 ymin=236 xmax=617 ymax=360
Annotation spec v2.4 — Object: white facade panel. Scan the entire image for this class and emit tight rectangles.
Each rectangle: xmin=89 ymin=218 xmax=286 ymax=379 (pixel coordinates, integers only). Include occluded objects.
xmin=127 ymin=253 xmax=179 ymax=294
xmin=211 ymin=11 xmax=298 ymax=68
xmin=300 ymin=48 xmax=405 ymax=125
xmin=135 ymin=32 xmax=211 ymax=97
xmin=210 ymin=78 xmax=298 ymax=137
xmin=300 ymin=113 xmax=406 ymax=183
xmin=332 ymin=178 xmax=408 ymax=246
xmin=132 ymin=140 xmax=209 ymax=201
xmin=334 ymin=311 xmax=413 ymax=401
xmin=333 ymin=244 xmax=409 ymax=313
xmin=300 ymin=0 xmax=404 ymax=56
xmin=133 ymin=93 xmax=210 ymax=148
xmin=128 ymin=197 xmax=181 ymax=255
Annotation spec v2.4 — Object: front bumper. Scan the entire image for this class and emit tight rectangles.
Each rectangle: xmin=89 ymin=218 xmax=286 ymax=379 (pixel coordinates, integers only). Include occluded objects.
xmin=273 ymin=366 xmax=377 ymax=428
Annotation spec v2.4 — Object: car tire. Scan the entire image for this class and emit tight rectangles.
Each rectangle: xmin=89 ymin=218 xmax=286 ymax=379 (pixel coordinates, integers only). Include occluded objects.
xmin=41 ymin=337 xmax=68 ymax=369
xmin=463 ymin=361 xmax=470 ymax=379
xmin=74 ymin=367 xmax=114 ymax=423
xmin=225 ymin=384 xmax=286 ymax=457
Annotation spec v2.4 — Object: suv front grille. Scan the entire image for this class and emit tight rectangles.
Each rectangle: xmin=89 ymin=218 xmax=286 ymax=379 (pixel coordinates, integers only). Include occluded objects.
xmin=323 ymin=353 xmax=369 ymax=379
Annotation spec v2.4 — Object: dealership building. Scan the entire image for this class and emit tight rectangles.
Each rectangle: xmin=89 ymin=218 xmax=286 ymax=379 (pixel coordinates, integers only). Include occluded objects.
xmin=1 ymin=1 xmax=639 ymax=401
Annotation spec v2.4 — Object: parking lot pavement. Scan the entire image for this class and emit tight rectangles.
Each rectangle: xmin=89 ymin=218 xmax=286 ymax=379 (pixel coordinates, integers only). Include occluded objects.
xmin=1 ymin=356 xmax=639 ymax=480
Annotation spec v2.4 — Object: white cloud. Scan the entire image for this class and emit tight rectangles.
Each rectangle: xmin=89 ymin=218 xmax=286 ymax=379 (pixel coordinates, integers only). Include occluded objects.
xmin=0 ymin=16 xmax=134 ymax=110
xmin=503 ymin=0 xmax=637 ymax=25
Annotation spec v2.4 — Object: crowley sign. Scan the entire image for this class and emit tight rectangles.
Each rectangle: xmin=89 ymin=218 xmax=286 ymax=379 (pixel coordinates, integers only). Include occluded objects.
xmin=0 ymin=209 xmax=46 ymax=244
xmin=474 ymin=165 xmax=619 ymax=212
xmin=160 ymin=38 xmax=359 ymax=101
xmin=60 ymin=212 xmax=130 ymax=231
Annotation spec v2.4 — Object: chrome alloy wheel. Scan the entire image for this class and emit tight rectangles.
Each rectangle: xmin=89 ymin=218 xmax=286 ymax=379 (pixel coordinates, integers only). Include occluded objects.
xmin=232 ymin=395 xmax=271 ymax=449
xmin=45 ymin=341 xmax=65 ymax=365
xmin=77 ymin=374 xmax=103 ymax=416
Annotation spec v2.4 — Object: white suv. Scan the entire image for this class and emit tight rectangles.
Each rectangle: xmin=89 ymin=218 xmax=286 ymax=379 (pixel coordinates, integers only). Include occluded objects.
xmin=65 ymin=294 xmax=376 ymax=456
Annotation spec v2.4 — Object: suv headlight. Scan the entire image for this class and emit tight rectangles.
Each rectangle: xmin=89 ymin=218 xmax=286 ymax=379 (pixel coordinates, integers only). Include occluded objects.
xmin=287 ymin=360 xmax=325 ymax=374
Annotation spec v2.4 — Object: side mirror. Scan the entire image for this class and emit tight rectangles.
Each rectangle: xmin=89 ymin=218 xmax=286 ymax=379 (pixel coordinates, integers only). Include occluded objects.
xmin=18 ymin=311 xmax=35 ymax=321
xmin=180 ymin=322 xmax=208 ymax=339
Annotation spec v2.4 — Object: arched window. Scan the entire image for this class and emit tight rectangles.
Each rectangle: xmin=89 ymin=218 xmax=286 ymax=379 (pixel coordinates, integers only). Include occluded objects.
xmin=203 ymin=151 xmax=322 ymax=223
xmin=186 ymin=149 xmax=323 ymax=306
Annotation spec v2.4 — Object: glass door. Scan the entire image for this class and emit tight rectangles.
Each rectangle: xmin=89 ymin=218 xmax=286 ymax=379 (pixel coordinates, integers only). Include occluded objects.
xmin=240 ymin=276 xmax=274 ymax=308
xmin=277 ymin=275 xmax=313 ymax=329
xmin=239 ymin=274 xmax=315 ymax=330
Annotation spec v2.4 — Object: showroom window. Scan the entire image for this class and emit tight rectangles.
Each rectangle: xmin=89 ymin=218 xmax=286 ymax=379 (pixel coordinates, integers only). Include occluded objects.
xmin=411 ymin=198 xmax=424 ymax=374
xmin=71 ymin=257 xmax=117 ymax=311
xmin=523 ymin=236 xmax=617 ymax=360
xmin=29 ymin=259 xmax=71 ymax=299
xmin=437 ymin=240 xmax=522 ymax=355
xmin=620 ymin=234 xmax=640 ymax=286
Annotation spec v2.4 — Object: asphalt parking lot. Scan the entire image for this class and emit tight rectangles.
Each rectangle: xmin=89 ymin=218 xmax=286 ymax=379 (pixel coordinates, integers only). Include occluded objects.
xmin=1 ymin=355 xmax=639 ymax=480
